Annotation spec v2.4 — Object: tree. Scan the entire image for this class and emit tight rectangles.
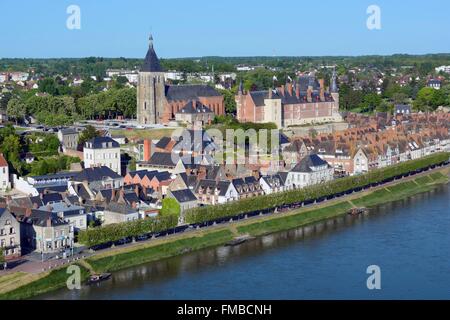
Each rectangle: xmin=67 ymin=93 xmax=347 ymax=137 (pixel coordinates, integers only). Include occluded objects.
xmin=0 ymin=248 xmax=4 ymax=265
xmin=6 ymin=98 xmax=27 ymax=124
xmin=160 ymin=198 xmax=181 ymax=217
xmin=392 ymin=92 xmax=409 ymax=105
xmin=414 ymin=87 xmax=436 ymax=111
xmin=219 ymin=89 xmax=237 ymax=114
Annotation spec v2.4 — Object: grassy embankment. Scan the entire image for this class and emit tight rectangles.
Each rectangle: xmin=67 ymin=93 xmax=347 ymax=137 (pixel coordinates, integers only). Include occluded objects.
xmin=0 ymin=265 xmax=89 ymax=300
xmin=0 ymin=168 xmax=448 ymax=299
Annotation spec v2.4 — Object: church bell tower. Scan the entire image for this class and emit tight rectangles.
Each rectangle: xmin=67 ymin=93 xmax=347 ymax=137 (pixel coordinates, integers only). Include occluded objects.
xmin=137 ymin=34 xmax=166 ymax=124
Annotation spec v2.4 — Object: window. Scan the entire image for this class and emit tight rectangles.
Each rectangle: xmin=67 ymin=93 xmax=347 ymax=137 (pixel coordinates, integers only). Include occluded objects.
xmin=10 ymin=238 xmax=14 ymax=246
xmin=5 ymin=220 xmax=10 ymax=225
xmin=10 ymin=227 xmax=14 ymax=234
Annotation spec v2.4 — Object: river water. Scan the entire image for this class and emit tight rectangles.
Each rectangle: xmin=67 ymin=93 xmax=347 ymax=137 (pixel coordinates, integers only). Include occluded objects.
xmin=42 ymin=184 xmax=450 ymax=300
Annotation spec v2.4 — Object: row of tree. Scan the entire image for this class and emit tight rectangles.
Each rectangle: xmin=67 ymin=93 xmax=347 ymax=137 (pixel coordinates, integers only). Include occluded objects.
xmin=6 ymin=87 xmax=136 ymax=126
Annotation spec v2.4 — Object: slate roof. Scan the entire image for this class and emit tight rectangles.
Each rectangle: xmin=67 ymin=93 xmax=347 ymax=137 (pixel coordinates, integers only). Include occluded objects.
xmin=42 ymin=193 xmax=63 ymax=205
xmin=291 ymin=154 xmax=329 ymax=173
xmin=155 ymin=137 xmax=172 ymax=149
xmin=177 ymin=100 xmax=213 ymax=114
xmin=85 ymin=137 xmax=120 ymax=149
xmin=105 ymin=202 xmax=138 ymax=215
xmin=73 ymin=166 xmax=122 ymax=182
xmin=60 ymin=128 xmax=78 ymax=135
xmin=261 ymin=174 xmax=284 ymax=188
xmin=141 ymin=37 xmax=163 ymax=72
xmin=147 ymin=152 xmax=177 ymax=167
xmin=170 ymin=189 xmax=197 ymax=203
xmin=165 ymin=85 xmax=221 ymax=101
xmin=24 ymin=210 xmax=68 ymax=227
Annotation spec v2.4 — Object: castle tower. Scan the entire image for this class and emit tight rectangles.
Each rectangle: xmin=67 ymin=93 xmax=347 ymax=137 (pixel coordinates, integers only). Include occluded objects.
xmin=137 ymin=35 xmax=166 ymax=124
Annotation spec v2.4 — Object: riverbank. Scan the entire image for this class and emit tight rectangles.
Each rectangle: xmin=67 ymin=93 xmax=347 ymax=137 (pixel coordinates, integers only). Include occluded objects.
xmin=0 ymin=167 xmax=448 ymax=299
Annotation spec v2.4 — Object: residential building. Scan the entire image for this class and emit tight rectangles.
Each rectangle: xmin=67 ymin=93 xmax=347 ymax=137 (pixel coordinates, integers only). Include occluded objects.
xmin=58 ymin=128 xmax=80 ymax=151
xmin=427 ymin=78 xmax=442 ymax=90
xmin=84 ymin=137 xmax=121 ymax=175
xmin=0 ymin=208 xmax=21 ymax=260
xmin=285 ymin=154 xmax=334 ymax=188
xmin=102 ymin=202 xmax=139 ymax=225
xmin=175 ymin=100 xmax=214 ymax=125
xmin=19 ymin=210 xmax=74 ymax=254
xmin=167 ymin=189 xmax=198 ymax=220
xmin=259 ymin=175 xmax=286 ymax=194
xmin=69 ymin=166 xmax=124 ymax=194
xmin=194 ymin=179 xmax=238 ymax=205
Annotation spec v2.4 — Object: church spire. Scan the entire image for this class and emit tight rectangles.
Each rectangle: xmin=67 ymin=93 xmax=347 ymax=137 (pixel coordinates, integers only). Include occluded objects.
xmin=149 ymin=34 xmax=154 ymax=49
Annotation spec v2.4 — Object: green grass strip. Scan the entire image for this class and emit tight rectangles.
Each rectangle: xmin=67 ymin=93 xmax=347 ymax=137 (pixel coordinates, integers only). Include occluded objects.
xmin=237 ymin=202 xmax=353 ymax=237
xmin=87 ymin=229 xmax=234 ymax=273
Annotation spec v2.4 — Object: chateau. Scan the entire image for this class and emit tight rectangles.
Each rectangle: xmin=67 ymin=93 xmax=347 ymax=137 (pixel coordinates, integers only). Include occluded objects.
xmin=236 ymin=71 xmax=342 ymax=128
xmin=137 ymin=35 xmax=224 ymax=125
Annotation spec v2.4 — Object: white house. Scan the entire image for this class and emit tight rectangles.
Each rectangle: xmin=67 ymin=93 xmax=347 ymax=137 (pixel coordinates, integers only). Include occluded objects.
xmin=285 ymin=154 xmax=334 ymax=188
xmin=259 ymin=175 xmax=285 ymax=194
xmin=0 ymin=154 xmax=10 ymax=192
xmin=353 ymin=148 xmax=370 ymax=175
xmin=84 ymin=137 xmax=121 ymax=175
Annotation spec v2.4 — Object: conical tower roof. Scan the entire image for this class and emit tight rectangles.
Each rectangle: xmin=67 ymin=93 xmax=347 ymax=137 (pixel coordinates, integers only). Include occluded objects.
xmin=141 ymin=34 xmax=163 ymax=72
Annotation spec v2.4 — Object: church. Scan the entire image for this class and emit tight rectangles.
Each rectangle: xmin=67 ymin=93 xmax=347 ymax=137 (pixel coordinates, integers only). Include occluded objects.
xmin=137 ymin=35 xmax=225 ymax=125
xmin=235 ymin=71 xmax=342 ymax=128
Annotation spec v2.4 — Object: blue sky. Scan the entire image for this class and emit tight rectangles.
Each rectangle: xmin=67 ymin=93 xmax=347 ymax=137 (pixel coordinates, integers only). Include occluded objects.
xmin=1 ymin=0 xmax=449 ymax=58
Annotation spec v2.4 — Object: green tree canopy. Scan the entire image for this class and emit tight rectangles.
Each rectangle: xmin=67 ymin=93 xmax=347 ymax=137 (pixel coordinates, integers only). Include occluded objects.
xmin=160 ymin=198 xmax=181 ymax=217
xmin=7 ymin=98 xmax=27 ymax=124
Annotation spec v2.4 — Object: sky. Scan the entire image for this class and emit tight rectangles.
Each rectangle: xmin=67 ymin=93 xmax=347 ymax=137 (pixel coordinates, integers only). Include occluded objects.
xmin=1 ymin=0 xmax=450 ymax=58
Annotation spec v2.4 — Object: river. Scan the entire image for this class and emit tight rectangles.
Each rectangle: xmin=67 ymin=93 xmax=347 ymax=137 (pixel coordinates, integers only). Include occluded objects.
xmin=42 ymin=184 xmax=450 ymax=300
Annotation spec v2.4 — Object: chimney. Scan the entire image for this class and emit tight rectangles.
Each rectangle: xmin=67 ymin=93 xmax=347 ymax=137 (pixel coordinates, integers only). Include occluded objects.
xmin=46 ymin=217 xmax=52 ymax=227
xmin=268 ymin=89 xmax=273 ymax=99
xmin=295 ymin=83 xmax=300 ymax=99
xmin=25 ymin=208 xmax=32 ymax=217
xmin=143 ymin=139 xmax=152 ymax=162
xmin=287 ymin=83 xmax=293 ymax=96
xmin=319 ymin=79 xmax=325 ymax=101
xmin=307 ymin=86 xmax=313 ymax=102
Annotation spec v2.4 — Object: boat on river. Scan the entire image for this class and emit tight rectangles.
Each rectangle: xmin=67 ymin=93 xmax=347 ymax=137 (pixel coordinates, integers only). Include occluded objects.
xmin=348 ymin=207 xmax=369 ymax=216
xmin=88 ymin=273 xmax=111 ymax=284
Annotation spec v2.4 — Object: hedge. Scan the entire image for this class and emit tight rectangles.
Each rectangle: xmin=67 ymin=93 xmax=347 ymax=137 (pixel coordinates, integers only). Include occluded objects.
xmin=78 ymin=214 xmax=178 ymax=247
xmin=184 ymin=152 xmax=450 ymax=224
